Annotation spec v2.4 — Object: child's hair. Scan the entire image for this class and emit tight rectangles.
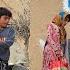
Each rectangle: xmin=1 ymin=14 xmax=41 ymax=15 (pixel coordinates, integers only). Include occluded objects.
xmin=0 ymin=7 xmax=12 ymax=17
xmin=64 ymin=14 xmax=70 ymax=22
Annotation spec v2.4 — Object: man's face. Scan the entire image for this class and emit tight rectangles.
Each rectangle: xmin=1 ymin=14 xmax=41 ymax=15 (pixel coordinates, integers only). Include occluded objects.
xmin=0 ymin=15 xmax=10 ymax=28
xmin=62 ymin=16 xmax=70 ymax=27
xmin=62 ymin=21 xmax=67 ymax=26
xmin=62 ymin=19 xmax=68 ymax=27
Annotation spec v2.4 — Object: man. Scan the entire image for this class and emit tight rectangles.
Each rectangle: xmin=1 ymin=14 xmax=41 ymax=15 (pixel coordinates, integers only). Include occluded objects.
xmin=0 ymin=7 xmax=15 ymax=70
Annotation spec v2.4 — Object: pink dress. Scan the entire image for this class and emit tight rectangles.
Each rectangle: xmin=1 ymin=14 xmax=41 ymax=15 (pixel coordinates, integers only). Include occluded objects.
xmin=42 ymin=23 xmax=61 ymax=70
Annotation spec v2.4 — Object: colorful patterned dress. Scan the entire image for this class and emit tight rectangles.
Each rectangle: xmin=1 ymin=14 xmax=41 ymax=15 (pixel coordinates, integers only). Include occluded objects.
xmin=42 ymin=23 xmax=68 ymax=70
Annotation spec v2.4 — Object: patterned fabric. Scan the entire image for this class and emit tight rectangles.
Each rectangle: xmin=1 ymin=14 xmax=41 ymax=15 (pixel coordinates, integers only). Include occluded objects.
xmin=50 ymin=58 xmax=68 ymax=70
xmin=42 ymin=23 xmax=68 ymax=70
xmin=59 ymin=27 xmax=66 ymax=44
xmin=59 ymin=27 xmax=66 ymax=56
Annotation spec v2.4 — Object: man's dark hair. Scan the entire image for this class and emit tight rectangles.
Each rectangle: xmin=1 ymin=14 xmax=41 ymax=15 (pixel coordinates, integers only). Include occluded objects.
xmin=0 ymin=7 xmax=12 ymax=17
xmin=64 ymin=14 xmax=70 ymax=22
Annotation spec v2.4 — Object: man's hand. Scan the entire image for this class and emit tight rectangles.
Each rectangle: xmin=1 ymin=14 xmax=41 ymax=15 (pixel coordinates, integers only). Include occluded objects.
xmin=0 ymin=37 xmax=5 ymax=43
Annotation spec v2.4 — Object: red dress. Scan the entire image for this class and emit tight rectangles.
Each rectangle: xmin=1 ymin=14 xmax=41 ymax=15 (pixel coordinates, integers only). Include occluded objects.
xmin=50 ymin=58 xmax=68 ymax=70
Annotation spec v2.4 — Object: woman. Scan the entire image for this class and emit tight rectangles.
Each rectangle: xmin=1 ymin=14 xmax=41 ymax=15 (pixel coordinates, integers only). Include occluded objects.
xmin=42 ymin=13 xmax=70 ymax=70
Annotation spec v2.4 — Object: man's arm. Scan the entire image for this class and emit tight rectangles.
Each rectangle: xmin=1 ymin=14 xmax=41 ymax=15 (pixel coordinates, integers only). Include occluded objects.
xmin=0 ymin=28 xmax=15 ymax=48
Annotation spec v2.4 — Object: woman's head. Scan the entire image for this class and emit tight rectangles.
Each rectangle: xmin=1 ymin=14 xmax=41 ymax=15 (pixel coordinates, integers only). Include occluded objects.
xmin=52 ymin=15 xmax=62 ymax=26
xmin=63 ymin=14 xmax=70 ymax=26
xmin=64 ymin=14 xmax=70 ymax=22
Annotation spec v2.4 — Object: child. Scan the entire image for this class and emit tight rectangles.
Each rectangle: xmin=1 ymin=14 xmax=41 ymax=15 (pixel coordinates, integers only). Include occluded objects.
xmin=0 ymin=7 xmax=15 ymax=70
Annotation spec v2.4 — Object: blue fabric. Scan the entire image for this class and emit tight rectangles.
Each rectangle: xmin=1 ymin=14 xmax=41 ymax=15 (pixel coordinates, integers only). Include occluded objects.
xmin=0 ymin=27 xmax=15 ymax=61
xmin=68 ymin=0 xmax=70 ymax=7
